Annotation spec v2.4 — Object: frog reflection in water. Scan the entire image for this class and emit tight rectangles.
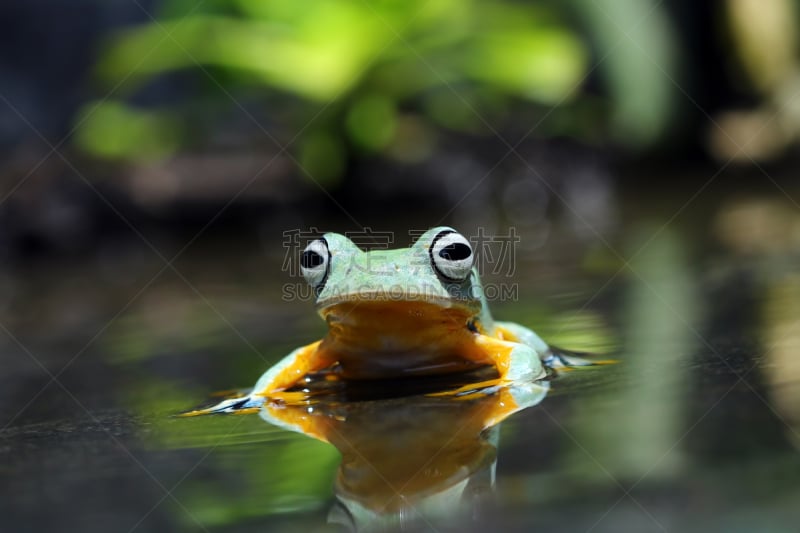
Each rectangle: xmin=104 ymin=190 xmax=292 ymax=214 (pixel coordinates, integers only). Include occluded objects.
xmin=262 ymin=379 xmax=550 ymax=531
xmin=192 ymin=226 xmax=589 ymax=415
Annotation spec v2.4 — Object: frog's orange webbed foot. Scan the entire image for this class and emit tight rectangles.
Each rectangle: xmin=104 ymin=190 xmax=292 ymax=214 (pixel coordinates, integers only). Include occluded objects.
xmin=251 ymin=340 xmax=337 ymax=394
xmin=426 ymin=378 xmax=504 ymax=400
xmin=472 ymin=334 xmax=547 ymax=383
xmin=179 ymin=341 xmax=335 ymax=417
xmin=178 ymin=389 xmax=317 ymax=417
xmin=178 ymin=395 xmax=265 ymax=417
xmin=429 ymin=380 xmax=550 ymax=427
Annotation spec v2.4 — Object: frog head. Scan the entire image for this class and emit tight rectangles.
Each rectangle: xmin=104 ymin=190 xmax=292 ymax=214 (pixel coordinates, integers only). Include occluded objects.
xmin=298 ymin=226 xmax=485 ymax=320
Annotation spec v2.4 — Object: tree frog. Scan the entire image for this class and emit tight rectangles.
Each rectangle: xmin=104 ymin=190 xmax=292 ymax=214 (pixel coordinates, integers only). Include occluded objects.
xmin=190 ymin=227 xmax=585 ymax=415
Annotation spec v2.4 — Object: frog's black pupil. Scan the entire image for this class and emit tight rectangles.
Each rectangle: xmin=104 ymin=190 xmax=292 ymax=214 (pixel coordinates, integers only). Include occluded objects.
xmin=301 ymin=250 xmax=324 ymax=269
xmin=439 ymin=242 xmax=471 ymax=261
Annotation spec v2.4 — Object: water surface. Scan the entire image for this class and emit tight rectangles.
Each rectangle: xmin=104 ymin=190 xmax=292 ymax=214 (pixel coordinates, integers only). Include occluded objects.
xmin=2 ymin=183 xmax=799 ymax=532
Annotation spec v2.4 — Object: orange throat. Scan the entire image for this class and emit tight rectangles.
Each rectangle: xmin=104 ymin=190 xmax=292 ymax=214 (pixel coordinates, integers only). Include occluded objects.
xmin=318 ymin=300 xmax=485 ymax=379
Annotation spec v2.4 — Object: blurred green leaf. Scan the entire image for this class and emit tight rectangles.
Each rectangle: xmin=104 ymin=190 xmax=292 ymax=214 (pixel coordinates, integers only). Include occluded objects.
xmin=464 ymin=29 xmax=587 ymax=103
xmin=566 ymin=0 xmax=681 ymax=145
xmin=97 ymin=13 xmax=389 ymax=100
xmin=74 ymin=101 xmax=181 ymax=160
xmin=79 ymin=0 xmax=689 ymax=172
xmin=345 ymin=94 xmax=397 ymax=151
xmin=299 ymin=130 xmax=346 ymax=184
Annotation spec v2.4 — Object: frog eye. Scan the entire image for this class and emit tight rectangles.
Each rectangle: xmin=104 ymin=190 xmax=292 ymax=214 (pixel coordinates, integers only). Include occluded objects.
xmin=300 ymin=238 xmax=330 ymax=288
xmin=430 ymin=230 xmax=474 ymax=281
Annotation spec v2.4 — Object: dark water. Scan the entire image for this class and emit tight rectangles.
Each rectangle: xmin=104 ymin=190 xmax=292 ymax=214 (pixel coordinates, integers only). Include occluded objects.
xmin=2 ymin=181 xmax=800 ymax=532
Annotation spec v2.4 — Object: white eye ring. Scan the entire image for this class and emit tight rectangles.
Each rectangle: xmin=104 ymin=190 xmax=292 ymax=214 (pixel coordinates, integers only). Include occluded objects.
xmin=430 ymin=231 xmax=474 ymax=281
xmin=300 ymin=239 xmax=329 ymax=288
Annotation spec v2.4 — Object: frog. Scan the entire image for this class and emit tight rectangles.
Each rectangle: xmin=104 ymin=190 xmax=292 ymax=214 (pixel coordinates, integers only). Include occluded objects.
xmin=188 ymin=227 xmax=588 ymax=415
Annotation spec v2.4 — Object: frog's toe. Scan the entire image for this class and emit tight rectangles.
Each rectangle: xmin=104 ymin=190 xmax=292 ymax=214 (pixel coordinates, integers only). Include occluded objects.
xmin=543 ymin=352 xmax=591 ymax=368
xmin=544 ymin=346 xmax=615 ymax=369
xmin=179 ymin=394 xmax=265 ymax=417
xmin=504 ymin=344 xmax=547 ymax=382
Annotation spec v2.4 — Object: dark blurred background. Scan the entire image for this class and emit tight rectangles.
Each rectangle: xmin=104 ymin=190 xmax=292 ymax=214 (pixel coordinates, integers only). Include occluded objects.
xmin=2 ymin=0 xmax=799 ymax=257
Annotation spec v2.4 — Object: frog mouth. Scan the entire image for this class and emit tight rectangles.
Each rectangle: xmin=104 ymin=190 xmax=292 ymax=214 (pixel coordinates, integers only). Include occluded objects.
xmin=317 ymin=296 xmax=481 ymax=328
xmin=317 ymin=291 xmax=479 ymax=312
